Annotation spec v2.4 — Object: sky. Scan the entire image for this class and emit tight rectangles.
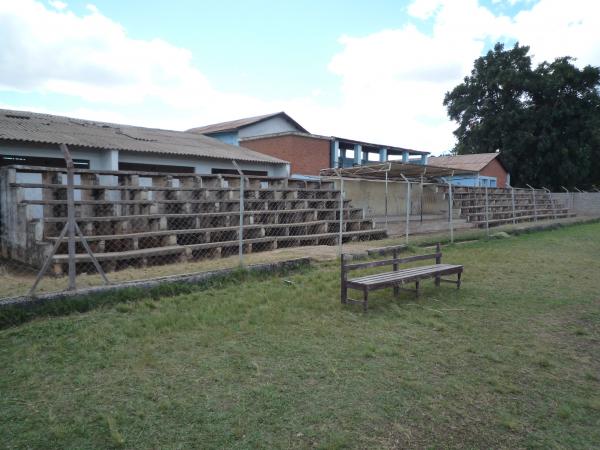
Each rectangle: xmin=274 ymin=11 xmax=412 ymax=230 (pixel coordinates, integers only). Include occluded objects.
xmin=0 ymin=0 xmax=599 ymax=155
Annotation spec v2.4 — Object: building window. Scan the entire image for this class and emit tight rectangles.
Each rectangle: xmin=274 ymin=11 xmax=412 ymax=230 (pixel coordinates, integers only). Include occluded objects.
xmin=118 ymin=162 xmax=194 ymax=173
xmin=211 ymin=168 xmax=268 ymax=176
xmin=0 ymin=154 xmax=89 ymax=168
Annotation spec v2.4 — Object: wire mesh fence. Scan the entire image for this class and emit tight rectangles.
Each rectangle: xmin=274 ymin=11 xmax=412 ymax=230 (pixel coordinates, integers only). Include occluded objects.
xmin=0 ymin=155 xmax=597 ymax=302
xmin=0 ymin=161 xmax=383 ymax=300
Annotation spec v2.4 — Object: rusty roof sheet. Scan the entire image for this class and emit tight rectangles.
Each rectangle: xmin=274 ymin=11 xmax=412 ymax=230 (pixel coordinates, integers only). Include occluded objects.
xmin=187 ymin=111 xmax=308 ymax=134
xmin=428 ymin=153 xmax=500 ymax=172
xmin=320 ymin=161 xmax=476 ymax=181
xmin=0 ymin=109 xmax=288 ymax=165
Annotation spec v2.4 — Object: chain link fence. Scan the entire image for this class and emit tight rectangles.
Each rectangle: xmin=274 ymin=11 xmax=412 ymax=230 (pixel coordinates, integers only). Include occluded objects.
xmin=0 ymin=160 xmax=386 ymax=300
xmin=1 ymin=155 xmax=598 ymax=302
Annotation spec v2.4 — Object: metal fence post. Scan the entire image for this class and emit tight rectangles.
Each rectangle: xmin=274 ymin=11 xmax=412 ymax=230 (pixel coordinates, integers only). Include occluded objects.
xmin=384 ymin=169 xmax=388 ymax=232
xmin=64 ymin=146 xmax=76 ymax=290
xmin=527 ymin=184 xmax=537 ymax=222
xmin=400 ymin=174 xmax=410 ymax=245
xmin=511 ymin=187 xmax=516 ymax=225
xmin=448 ymin=180 xmax=454 ymax=243
xmin=28 ymin=143 xmax=109 ymax=297
xmin=543 ymin=187 xmax=556 ymax=219
xmin=338 ymin=172 xmax=344 ymax=255
xmin=232 ymin=160 xmax=244 ymax=267
xmin=484 ymin=185 xmax=489 ymax=237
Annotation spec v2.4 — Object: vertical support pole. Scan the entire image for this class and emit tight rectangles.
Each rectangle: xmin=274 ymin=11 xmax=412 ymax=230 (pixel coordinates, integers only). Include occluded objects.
xmin=340 ymin=253 xmax=347 ymax=304
xmin=232 ymin=160 xmax=244 ymax=267
xmin=60 ymin=143 xmax=76 ymax=291
xmin=405 ymin=180 xmax=411 ymax=245
xmin=529 ymin=185 xmax=537 ymax=222
xmin=239 ymin=175 xmax=244 ymax=265
xmin=384 ymin=169 xmax=389 ymax=231
xmin=534 ymin=188 xmax=538 ymax=222
xmin=448 ymin=179 xmax=454 ymax=243
xmin=400 ymin=174 xmax=410 ymax=245
xmin=338 ymin=172 xmax=344 ymax=255
xmin=511 ymin=187 xmax=516 ymax=224
xmin=420 ymin=175 xmax=424 ymax=224
xmin=353 ymin=144 xmax=362 ymax=166
xmin=484 ymin=185 xmax=489 ymax=236
xmin=435 ymin=242 xmax=441 ymax=286
xmin=393 ymin=247 xmax=399 ymax=296
xmin=546 ymin=188 xmax=556 ymax=219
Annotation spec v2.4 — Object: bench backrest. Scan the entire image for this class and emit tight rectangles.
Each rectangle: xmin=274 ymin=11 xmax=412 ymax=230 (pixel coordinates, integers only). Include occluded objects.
xmin=341 ymin=243 xmax=442 ymax=279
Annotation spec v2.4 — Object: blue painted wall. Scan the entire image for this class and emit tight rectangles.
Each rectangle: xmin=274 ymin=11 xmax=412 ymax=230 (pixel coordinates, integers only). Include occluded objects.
xmin=447 ymin=175 xmax=497 ymax=187
xmin=207 ymin=131 xmax=239 ymax=145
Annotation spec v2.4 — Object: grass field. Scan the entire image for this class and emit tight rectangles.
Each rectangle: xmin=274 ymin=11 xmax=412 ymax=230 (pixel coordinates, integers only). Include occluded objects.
xmin=1 ymin=222 xmax=599 ymax=449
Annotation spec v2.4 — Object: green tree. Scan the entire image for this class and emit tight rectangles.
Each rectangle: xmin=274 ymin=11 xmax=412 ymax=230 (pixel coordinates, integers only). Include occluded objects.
xmin=444 ymin=42 xmax=600 ymax=189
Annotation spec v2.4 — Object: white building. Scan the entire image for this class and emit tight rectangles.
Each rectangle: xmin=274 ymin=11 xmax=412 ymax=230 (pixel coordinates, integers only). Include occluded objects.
xmin=0 ymin=109 xmax=290 ymax=177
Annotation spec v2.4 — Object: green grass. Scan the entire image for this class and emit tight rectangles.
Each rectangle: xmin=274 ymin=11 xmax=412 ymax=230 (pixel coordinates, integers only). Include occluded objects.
xmin=1 ymin=223 xmax=599 ymax=449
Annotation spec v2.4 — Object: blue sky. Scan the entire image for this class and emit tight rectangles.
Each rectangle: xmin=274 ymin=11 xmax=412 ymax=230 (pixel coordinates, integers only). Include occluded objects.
xmin=1 ymin=0 xmax=599 ymax=154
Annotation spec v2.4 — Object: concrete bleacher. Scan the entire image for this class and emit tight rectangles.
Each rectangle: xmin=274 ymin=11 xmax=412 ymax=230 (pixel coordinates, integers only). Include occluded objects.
xmin=449 ymin=186 xmax=575 ymax=227
xmin=0 ymin=166 xmax=386 ymax=274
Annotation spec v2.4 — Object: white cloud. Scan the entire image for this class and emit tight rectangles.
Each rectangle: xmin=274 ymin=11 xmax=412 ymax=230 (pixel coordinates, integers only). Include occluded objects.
xmin=0 ymin=0 xmax=279 ymax=128
xmin=0 ymin=0 xmax=599 ymax=156
xmin=322 ymin=0 xmax=600 ymax=153
xmin=48 ymin=0 xmax=67 ymax=10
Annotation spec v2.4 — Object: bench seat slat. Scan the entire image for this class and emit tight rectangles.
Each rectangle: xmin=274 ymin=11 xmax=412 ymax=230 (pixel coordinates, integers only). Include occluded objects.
xmin=347 ymin=264 xmax=463 ymax=290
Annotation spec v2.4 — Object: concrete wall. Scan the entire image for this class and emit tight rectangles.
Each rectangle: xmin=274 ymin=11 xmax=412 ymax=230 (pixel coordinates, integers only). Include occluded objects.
xmin=241 ymin=134 xmax=330 ymax=176
xmin=238 ymin=116 xmax=301 ymax=139
xmin=331 ymin=178 xmax=447 ymax=217
xmin=553 ymin=192 xmax=600 ymax=216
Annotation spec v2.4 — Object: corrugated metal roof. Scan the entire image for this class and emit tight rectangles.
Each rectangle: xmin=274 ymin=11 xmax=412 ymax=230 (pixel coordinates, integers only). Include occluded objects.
xmin=0 ymin=109 xmax=288 ymax=165
xmin=320 ymin=161 xmax=476 ymax=181
xmin=428 ymin=153 xmax=501 ymax=172
xmin=187 ymin=111 xmax=308 ymax=134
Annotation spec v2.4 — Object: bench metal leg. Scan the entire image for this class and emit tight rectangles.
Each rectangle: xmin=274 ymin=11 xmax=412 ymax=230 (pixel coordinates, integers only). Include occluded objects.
xmin=393 ymin=284 xmax=400 ymax=297
xmin=435 ymin=275 xmax=441 ymax=287
xmin=363 ymin=288 xmax=369 ymax=312
xmin=457 ymin=272 xmax=462 ymax=289
xmin=415 ymin=281 xmax=420 ymax=298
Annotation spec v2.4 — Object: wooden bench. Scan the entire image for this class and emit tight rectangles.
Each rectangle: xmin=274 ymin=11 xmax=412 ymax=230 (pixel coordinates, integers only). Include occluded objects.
xmin=341 ymin=243 xmax=463 ymax=311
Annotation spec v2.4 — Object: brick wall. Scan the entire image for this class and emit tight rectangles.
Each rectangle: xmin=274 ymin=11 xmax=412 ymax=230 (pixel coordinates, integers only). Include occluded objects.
xmin=480 ymin=159 xmax=508 ymax=188
xmin=241 ymin=135 xmax=330 ymax=176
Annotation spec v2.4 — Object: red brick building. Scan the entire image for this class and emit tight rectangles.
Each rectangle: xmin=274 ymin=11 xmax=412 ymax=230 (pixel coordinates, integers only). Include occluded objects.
xmin=240 ymin=132 xmax=330 ymax=176
xmin=189 ymin=112 xmax=430 ymax=177
xmin=428 ymin=153 xmax=510 ymax=188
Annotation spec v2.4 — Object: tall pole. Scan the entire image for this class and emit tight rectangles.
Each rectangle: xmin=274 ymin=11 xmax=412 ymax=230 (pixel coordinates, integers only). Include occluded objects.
xmin=527 ymin=184 xmax=537 ymax=222
xmin=29 ymin=144 xmax=109 ymax=296
xmin=60 ymin=143 xmax=77 ymax=290
xmin=511 ymin=187 xmax=516 ymax=225
xmin=448 ymin=178 xmax=454 ymax=243
xmin=232 ymin=160 xmax=244 ymax=266
xmin=401 ymin=174 xmax=410 ymax=245
xmin=484 ymin=185 xmax=489 ymax=236
xmin=339 ymin=172 xmax=344 ymax=254
xmin=384 ymin=169 xmax=388 ymax=231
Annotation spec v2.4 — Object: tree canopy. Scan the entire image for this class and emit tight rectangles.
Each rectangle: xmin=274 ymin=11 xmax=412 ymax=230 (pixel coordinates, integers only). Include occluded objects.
xmin=444 ymin=43 xmax=600 ymax=190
